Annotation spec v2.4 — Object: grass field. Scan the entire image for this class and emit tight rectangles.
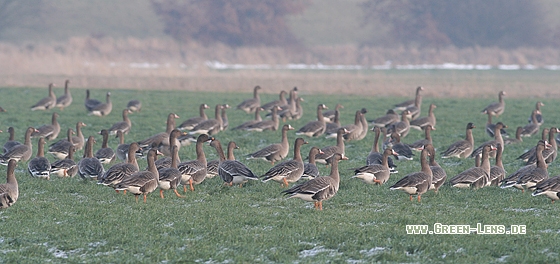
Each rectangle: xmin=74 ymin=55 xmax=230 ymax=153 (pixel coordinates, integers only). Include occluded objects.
xmin=1 ymin=83 xmax=560 ymax=263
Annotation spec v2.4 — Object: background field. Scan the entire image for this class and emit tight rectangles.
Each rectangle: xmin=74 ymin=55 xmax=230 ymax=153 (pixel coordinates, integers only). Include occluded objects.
xmin=1 ymin=71 xmax=560 ymax=262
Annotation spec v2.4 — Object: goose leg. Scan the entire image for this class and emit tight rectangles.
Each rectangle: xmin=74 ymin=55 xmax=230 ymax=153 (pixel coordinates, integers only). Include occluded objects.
xmin=189 ymin=178 xmax=195 ymax=191
xmin=173 ymin=189 xmax=185 ymax=198
xmin=160 ymin=189 xmax=165 ymax=199
xmin=282 ymin=178 xmax=289 ymax=187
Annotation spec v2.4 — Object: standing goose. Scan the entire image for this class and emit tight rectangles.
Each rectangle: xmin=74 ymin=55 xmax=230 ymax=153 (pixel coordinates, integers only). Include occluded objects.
xmin=345 ymin=108 xmax=368 ymax=141
xmin=236 ymin=85 xmax=261 ymax=114
xmin=282 ymin=153 xmax=346 ymax=210
xmin=408 ymin=125 xmax=434 ymax=151
xmin=106 ymin=109 xmax=132 ymax=135
xmin=426 ymin=144 xmax=446 ymax=193
xmin=137 ymin=113 xmax=179 ymax=150
xmin=72 ymin=122 xmax=87 ymax=151
xmin=210 ymin=139 xmax=258 ymax=187
xmin=296 ymin=104 xmax=328 ymax=137
xmin=98 ymin=142 xmax=140 ymax=190
xmin=157 ymin=145 xmax=184 ymax=198
xmin=387 ymin=110 xmax=411 ymax=138
xmin=505 ymin=140 xmax=550 ymax=191
xmin=393 ymin=86 xmax=423 ymax=111
xmin=48 ymin=128 xmax=74 ymax=160
xmin=387 ymin=132 xmax=414 ymax=161
xmin=370 ymin=109 xmax=399 ymax=128
xmin=410 ymin=103 xmax=436 ymax=130
xmin=115 ymin=130 xmax=129 ymax=162
xmin=517 ymin=128 xmax=549 ymax=162
xmin=0 ymin=127 xmax=37 ymax=165
xmin=261 ymin=138 xmax=307 ymax=187
xmin=520 ymin=110 xmax=541 ymax=137
xmin=246 ymin=124 xmax=294 ymax=165
xmin=189 ymin=104 xmax=223 ymax=135
xmin=528 ymin=101 xmax=544 ymax=125
xmin=261 ymin=90 xmax=288 ymax=112
xmin=154 ymin=131 xmax=182 ymax=170
xmin=352 ymin=147 xmax=396 ymax=185
xmin=471 ymin=122 xmax=507 ymax=158
xmin=527 ymin=127 xmax=558 ymax=165
xmin=481 ymin=90 xmax=506 ymax=116
xmin=31 ymin=112 xmax=60 ymax=141
xmin=322 ymin=104 xmax=344 ymax=122
xmin=390 ymin=145 xmax=432 ymax=202
xmin=177 ymin=134 xmax=212 ymax=192
xmin=367 ymin=127 xmax=397 ymax=173
xmin=489 ymin=143 xmax=506 ymax=186
xmin=233 ymin=107 xmax=263 ymax=130
xmin=504 ymin=126 xmax=523 ymax=145
xmin=27 ymin=137 xmax=51 ymax=180
xmin=0 ymin=160 xmax=18 ymax=209
xmin=315 ymin=128 xmax=348 ymax=165
xmin=77 ymin=136 xmax=105 ymax=180
xmin=50 ymin=145 xmax=78 ymax=178
xmin=114 ymin=149 xmax=160 ymax=203
xmin=450 ymin=145 xmax=494 ymax=188
xmin=157 ymin=129 xmax=184 ymax=158
xmin=127 ymin=99 xmax=142 ymax=113
xmin=328 ymin=109 xmax=361 ymax=139
xmin=55 ymin=79 xmax=72 ymax=110
xmin=485 ymin=111 xmax=508 ymax=138
xmin=302 ymin=147 xmax=323 ymax=180
xmin=84 ymin=89 xmax=102 ymax=111
xmin=403 ymin=88 xmax=423 ymax=120
xmin=207 ymin=141 xmax=240 ymax=179
xmin=95 ymin=129 xmax=115 ymax=164
xmin=532 ymin=175 xmax=560 ymax=203
xmin=441 ymin=123 xmax=476 ymax=158
xmin=220 ymin=104 xmax=230 ymax=131
xmin=277 ymin=88 xmax=298 ymax=121
xmin=3 ymin=127 xmax=21 ymax=153
xmin=245 ymin=106 xmax=281 ymax=132
xmin=31 ymin=83 xmax=57 ymax=111
xmin=324 ymin=107 xmax=341 ymax=135
xmin=88 ymin=92 xmax=112 ymax=117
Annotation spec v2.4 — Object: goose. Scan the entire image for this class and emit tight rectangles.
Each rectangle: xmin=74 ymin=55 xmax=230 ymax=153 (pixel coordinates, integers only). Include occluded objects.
xmin=277 ymin=87 xmax=298 ymax=121
xmin=520 ymin=110 xmax=541 ymax=137
xmin=157 ymin=129 xmax=184 ymax=158
xmin=220 ymin=104 xmax=230 ymax=131
xmin=489 ymin=143 xmax=506 ymax=186
xmin=72 ymin=122 xmax=87 ymax=151
xmin=324 ymin=107 xmax=341 ymax=135
xmin=84 ymin=89 xmax=102 ymax=111
xmin=407 ymin=125 xmax=434 ymax=151
xmin=50 ymin=145 xmax=78 ymax=178
xmin=528 ymin=101 xmax=544 ymax=125
xmin=48 ymin=128 xmax=74 ymax=160
xmin=95 ymin=129 xmax=115 ymax=164
xmin=3 ymin=127 xmax=21 ymax=153
xmin=282 ymin=153 xmax=346 ymax=210
xmin=471 ymin=122 xmax=507 ymax=159
xmin=233 ymin=107 xmax=263 ymax=130
xmin=209 ymin=139 xmax=258 ymax=187
xmin=291 ymin=97 xmax=305 ymax=120
xmin=517 ymin=128 xmax=549 ymax=162
xmin=328 ymin=109 xmax=360 ymax=139
xmin=410 ymin=103 xmax=436 ymax=130
xmin=157 ymin=145 xmax=184 ymax=198
xmin=88 ymin=92 xmax=112 ymax=116
xmin=177 ymin=134 xmax=212 ymax=192
xmin=106 ymin=109 xmax=132 ymax=135
xmin=207 ymin=140 xmax=240 ymax=179
xmin=386 ymin=132 xmax=414 ymax=161
xmin=366 ymin=127 xmax=397 ymax=173
xmin=403 ymin=88 xmax=423 ymax=120
xmin=485 ymin=111 xmax=508 ymax=138
xmin=246 ymin=124 xmax=293 ymax=165
xmin=532 ymin=175 xmax=560 ymax=203
xmin=98 ymin=142 xmax=140 ymax=190
xmin=526 ymin=127 xmax=558 ymax=165
xmin=387 ymin=110 xmax=411 ymax=138
xmin=31 ymin=83 xmax=57 ymax=111
xmin=55 ymin=79 xmax=72 ymax=110
xmin=189 ymin=104 xmax=223 ymax=135
xmin=502 ymin=140 xmax=550 ymax=191
xmin=450 ymin=145 xmax=494 ymax=188
xmin=261 ymin=138 xmax=307 ymax=187
xmin=27 ymin=137 xmax=51 ymax=180
xmin=390 ymin=145 xmax=432 ymax=202
xmin=345 ymin=108 xmax=368 ymax=141
xmin=393 ymin=86 xmax=423 ymax=111
xmin=295 ymin=104 xmax=328 ymax=137
xmin=262 ymin=90 xmax=288 ymax=112
xmin=127 ymin=99 xmax=142 ymax=112
xmin=31 ymin=112 xmax=60 ymax=140
xmin=245 ymin=106 xmax=280 ymax=132
xmin=114 ymin=148 xmax=160 ymax=203
xmin=278 ymin=96 xmax=304 ymax=121
xmin=370 ymin=109 xmax=399 ymax=128
xmin=351 ymin=147 xmax=396 ymax=185
xmin=115 ymin=130 xmax=129 ymax=162
xmin=441 ymin=123 xmax=475 ymax=159
xmin=504 ymin=126 xmax=523 ymax=145
xmin=0 ymin=127 xmax=37 ymax=165
xmin=426 ymin=144 xmax=446 ymax=193
xmin=236 ymin=85 xmax=261 ymax=114
xmin=322 ymin=104 xmax=344 ymax=122
xmin=0 ymin=160 xmax=18 ymax=209
xmin=302 ymin=147 xmax=323 ymax=180
xmin=137 ymin=113 xmax=179 ymax=149
xmin=315 ymin=128 xmax=348 ymax=165
xmin=77 ymin=136 xmax=105 ymax=180
xmin=481 ymin=90 xmax=506 ymax=116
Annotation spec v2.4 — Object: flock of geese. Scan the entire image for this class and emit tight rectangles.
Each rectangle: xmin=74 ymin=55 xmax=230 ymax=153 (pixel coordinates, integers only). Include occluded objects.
xmin=1 ymin=83 xmax=560 ymax=211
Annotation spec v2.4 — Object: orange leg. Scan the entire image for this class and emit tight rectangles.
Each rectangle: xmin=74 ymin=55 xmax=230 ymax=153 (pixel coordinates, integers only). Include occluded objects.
xmin=143 ymin=194 xmax=147 ymax=203
xmin=239 ymin=183 xmax=244 ymax=188
xmin=135 ymin=195 xmax=139 ymax=203
xmin=115 ymin=190 xmax=120 ymax=194
xmin=183 ymin=185 xmax=187 ymax=193
xmin=160 ymin=189 xmax=165 ymax=199
xmin=282 ymin=178 xmax=289 ymax=187
xmin=124 ymin=190 xmax=127 ymax=195
xmin=417 ymin=195 xmax=422 ymax=202
xmin=189 ymin=179 xmax=195 ymax=191
xmin=314 ymin=201 xmax=318 ymax=209
xmin=373 ymin=179 xmax=382 ymax=185
xmin=409 ymin=195 xmax=413 ymax=201
xmin=173 ymin=189 xmax=185 ymax=198
xmin=318 ymin=201 xmax=323 ymax=210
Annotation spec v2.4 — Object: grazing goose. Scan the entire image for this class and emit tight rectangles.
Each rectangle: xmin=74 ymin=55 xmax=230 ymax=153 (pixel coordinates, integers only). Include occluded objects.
xmin=189 ymin=104 xmax=223 ymax=135
xmin=207 ymin=141 xmax=240 ymax=179
xmin=114 ymin=149 xmax=160 ymax=203
xmin=137 ymin=113 xmax=179 ymax=149
xmin=393 ymin=86 xmax=423 ymax=111
xmin=157 ymin=145 xmax=184 ymax=198
xmin=324 ymin=107 xmax=341 ymax=135
xmin=302 ymin=147 xmax=323 ymax=180
xmin=370 ymin=109 xmax=399 ymax=128
xmin=517 ymin=128 xmax=549 ymax=162
xmin=246 ymin=124 xmax=293 ymax=165
xmin=210 ymin=139 xmax=258 ymax=187
xmin=471 ymin=122 xmax=507 ymax=158
xmin=55 ymin=79 xmax=72 ymax=110
xmin=261 ymin=90 xmax=288 ymax=112
xmin=72 ymin=122 xmax=87 ymax=151
xmin=528 ymin=101 xmax=544 ymax=125
xmin=345 ymin=108 xmax=368 ymax=141
xmin=410 ymin=103 xmax=436 ymax=130
xmin=387 ymin=110 xmax=411 ymax=139
xmin=532 ymin=175 xmax=560 ymax=203
xmin=502 ymin=140 xmax=550 ymax=191
xmin=450 ymin=145 xmax=494 ymax=188
xmin=233 ymin=107 xmax=263 ymax=130
xmin=390 ymin=145 xmax=432 ymax=202
xmin=27 ymin=138 xmax=51 ymax=180
xmin=322 ymin=104 xmax=344 ymax=122
xmin=98 ymin=142 xmax=140 ymax=190
xmin=481 ymin=90 xmax=506 ymax=116
xmin=127 ymin=99 xmax=142 ymax=113
xmin=282 ymin=153 xmax=346 ymax=210
xmin=245 ymin=106 xmax=281 ymax=132
xmin=387 ymin=132 xmax=414 ymax=161
xmin=0 ymin=127 xmax=37 ymax=165
xmin=261 ymin=138 xmax=307 ymax=187
xmin=48 ymin=128 xmax=74 ymax=160
xmin=236 ymin=85 xmax=261 ymax=114
xmin=485 ymin=112 xmax=508 ymax=138
xmin=426 ymin=144 xmax=446 ymax=193
xmin=504 ymin=126 xmax=523 ymax=145
xmin=328 ymin=109 xmax=360 ymax=139
xmin=408 ymin=125 xmax=434 ymax=151
xmin=178 ymin=134 xmax=212 ymax=192
xmin=50 ymin=145 xmax=78 ymax=178
xmin=31 ymin=83 xmax=57 ymax=111
xmin=88 ymin=92 xmax=112 ymax=117
xmin=351 ymin=147 xmax=396 ymax=185
xmin=84 ymin=89 xmax=102 ymax=111
xmin=3 ymin=127 xmax=21 ymax=153
xmin=77 ymin=136 xmax=105 ymax=180
xmin=520 ymin=109 xmax=541 ymax=137
xmin=296 ymin=104 xmax=328 ymax=137
xmin=527 ymin=127 xmax=558 ymax=165
xmin=31 ymin=112 xmax=60 ymax=141
xmin=367 ymin=127 xmax=397 ymax=173
xmin=95 ymin=130 xmax=115 ymax=164
xmin=315 ymin=128 xmax=348 ymax=165
xmin=220 ymin=104 xmax=230 ymax=131
xmin=489 ymin=143 xmax=506 ymax=186
xmin=0 ymin=160 xmax=18 ymax=209
xmin=106 ymin=109 xmax=132 ymax=135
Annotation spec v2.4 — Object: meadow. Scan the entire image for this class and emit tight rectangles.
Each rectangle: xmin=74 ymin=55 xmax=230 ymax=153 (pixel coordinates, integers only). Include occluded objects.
xmin=0 ymin=76 xmax=560 ymax=263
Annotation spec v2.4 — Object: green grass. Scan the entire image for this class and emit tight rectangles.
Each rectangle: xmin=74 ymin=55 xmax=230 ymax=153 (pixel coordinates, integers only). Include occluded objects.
xmin=0 ymin=86 xmax=560 ymax=262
